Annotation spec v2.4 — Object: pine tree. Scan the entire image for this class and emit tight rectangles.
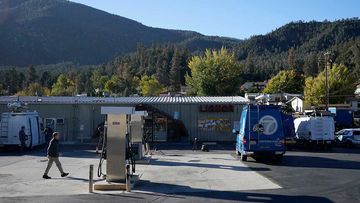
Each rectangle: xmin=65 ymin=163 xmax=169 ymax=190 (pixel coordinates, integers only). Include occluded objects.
xmin=303 ymin=53 xmax=319 ymax=77
xmin=27 ymin=65 xmax=38 ymax=85
xmin=40 ymin=71 xmax=53 ymax=88
xmin=287 ymin=48 xmax=296 ymax=71
xmin=169 ymin=48 xmax=182 ymax=92
xmin=245 ymin=53 xmax=255 ymax=80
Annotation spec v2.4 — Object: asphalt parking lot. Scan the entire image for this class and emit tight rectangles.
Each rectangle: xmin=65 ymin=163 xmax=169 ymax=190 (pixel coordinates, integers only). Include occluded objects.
xmin=0 ymin=144 xmax=359 ymax=203
xmin=237 ymin=147 xmax=360 ymax=203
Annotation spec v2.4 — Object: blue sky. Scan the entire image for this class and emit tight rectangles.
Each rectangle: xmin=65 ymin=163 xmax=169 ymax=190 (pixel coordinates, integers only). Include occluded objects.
xmin=71 ymin=0 xmax=360 ymax=39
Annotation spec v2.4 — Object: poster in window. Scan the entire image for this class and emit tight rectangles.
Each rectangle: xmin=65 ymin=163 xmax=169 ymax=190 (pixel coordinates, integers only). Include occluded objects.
xmin=198 ymin=118 xmax=231 ymax=131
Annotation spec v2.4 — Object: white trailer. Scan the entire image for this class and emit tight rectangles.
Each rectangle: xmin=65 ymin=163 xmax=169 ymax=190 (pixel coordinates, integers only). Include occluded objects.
xmin=0 ymin=111 xmax=45 ymax=149
xmin=294 ymin=116 xmax=335 ymax=145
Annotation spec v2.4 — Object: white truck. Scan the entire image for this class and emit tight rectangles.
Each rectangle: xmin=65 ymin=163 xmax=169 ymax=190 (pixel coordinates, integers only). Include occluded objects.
xmin=0 ymin=111 xmax=45 ymax=149
xmin=294 ymin=116 xmax=335 ymax=146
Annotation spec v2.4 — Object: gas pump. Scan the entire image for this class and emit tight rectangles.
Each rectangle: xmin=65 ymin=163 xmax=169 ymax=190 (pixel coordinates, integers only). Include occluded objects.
xmin=129 ymin=111 xmax=148 ymax=160
xmin=95 ymin=107 xmax=147 ymax=191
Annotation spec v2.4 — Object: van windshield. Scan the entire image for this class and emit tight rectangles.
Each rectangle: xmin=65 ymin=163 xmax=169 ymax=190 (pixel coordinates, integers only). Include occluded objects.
xmin=239 ymin=110 xmax=247 ymax=135
xmin=336 ymin=130 xmax=350 ymax=135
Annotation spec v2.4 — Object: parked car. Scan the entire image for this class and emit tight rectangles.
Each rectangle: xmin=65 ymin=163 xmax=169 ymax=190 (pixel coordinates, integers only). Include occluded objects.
xmin=335 ymin=129 xmax=360 ymax=147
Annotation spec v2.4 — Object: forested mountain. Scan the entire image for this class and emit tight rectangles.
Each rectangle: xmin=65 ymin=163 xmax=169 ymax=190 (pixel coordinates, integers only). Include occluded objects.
xmin=0 ymin=0 xmax=237 ymax=66
xmin=1 ymin=0 xmax=359 ymax=78
xmin=104 ymin=19 xmax=360 ymax=88
xmin=0 ymin=0 xmax=359 ymax=97
xmin=236 ymin=19 xmax=360 ymax=80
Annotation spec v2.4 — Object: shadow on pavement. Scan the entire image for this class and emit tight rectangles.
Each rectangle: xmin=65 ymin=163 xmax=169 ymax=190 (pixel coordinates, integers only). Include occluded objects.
xmin=150 ymin=158 xmax=270 ymax=172
xmin=289 ymin=146 xmax=360 ymax=154
xmin=279 ymin=155 xmax=360 ymax=170
xmin=150 ymin=142 xmax=236 ymax=151
xmin=50 ymin=176 xmax=105 ymax=184
xmin=135 ymin=180 xmax=333 ymax=203
xmin=245 ymin=153 xmax=360 ymax=170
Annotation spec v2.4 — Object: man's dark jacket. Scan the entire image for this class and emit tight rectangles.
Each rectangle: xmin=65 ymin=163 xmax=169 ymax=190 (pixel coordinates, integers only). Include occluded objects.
xmin=47 ymin=139 xmax=59 ymax=157
xmin=19 ymin=130 xmax=26 ymax=143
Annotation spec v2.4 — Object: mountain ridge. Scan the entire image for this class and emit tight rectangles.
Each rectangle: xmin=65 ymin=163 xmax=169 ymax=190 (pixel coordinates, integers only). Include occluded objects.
xmin=1 ymin=0 xmax=359 ymax=74
xmin=0 ymin=0 xmax=237 ymax=66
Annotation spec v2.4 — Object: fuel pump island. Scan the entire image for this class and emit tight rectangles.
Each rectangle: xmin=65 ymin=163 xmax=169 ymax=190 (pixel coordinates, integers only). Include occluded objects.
xmin=93 ymin=107 xmax=147 ymax=191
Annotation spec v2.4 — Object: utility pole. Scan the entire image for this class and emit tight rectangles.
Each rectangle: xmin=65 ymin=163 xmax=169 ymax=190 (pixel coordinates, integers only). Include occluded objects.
xmin=323 ymin=51 xmax=332 ymax=111
xmin=318 ymin=52 xmax=331 ymax=111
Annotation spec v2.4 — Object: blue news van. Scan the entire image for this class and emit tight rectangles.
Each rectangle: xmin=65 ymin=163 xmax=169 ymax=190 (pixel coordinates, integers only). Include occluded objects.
xmin=235 ymin=105 xmax=286 ymax=162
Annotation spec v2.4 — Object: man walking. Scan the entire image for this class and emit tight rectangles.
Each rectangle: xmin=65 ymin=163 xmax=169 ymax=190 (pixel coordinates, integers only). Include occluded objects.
xmin=19 ymin=126 xmax=27 ymax=152
xmin=43 ymin=132 xmax=69 ymax=179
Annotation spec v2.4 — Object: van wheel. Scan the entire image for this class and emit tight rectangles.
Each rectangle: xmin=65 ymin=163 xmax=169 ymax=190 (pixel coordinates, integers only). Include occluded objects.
xmin=325 ymin=143 xmax=333 ymax=151
xmin=241 ymin=154 xmax=247 ymax=161
xmin=346 ymin=141 xmax=352 ymax=148
xmin=275 ymin=155 xmax=283 ymax=163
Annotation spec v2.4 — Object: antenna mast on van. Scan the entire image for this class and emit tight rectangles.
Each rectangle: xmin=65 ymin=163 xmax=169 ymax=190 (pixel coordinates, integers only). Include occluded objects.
xmin=255 ymin=94 xmax=270 ymax=105
xmin=7 ymin=102 xmax=28 ymax=112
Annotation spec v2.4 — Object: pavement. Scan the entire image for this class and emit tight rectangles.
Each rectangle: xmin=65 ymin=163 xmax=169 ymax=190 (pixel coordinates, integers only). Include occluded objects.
xmin=0 ymin=146 xmax=100 ymax=197
xmin=0 ymin=144 xmax=359 ymax=203
xmin=241 ymin=147 xmax=360 ymax=203
xmin=136 ymin=151 xmax=280 ymax=193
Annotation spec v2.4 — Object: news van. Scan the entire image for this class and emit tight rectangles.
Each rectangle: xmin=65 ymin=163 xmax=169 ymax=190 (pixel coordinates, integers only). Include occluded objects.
xmin=294 ymin=116 xmax=335 ymax=146
xmin=235 ymin=105 xmax=285 ymax=162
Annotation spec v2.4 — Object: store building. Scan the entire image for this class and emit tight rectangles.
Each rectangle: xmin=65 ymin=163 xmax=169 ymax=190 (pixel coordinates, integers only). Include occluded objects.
xmin=0 ymin=96 xmax=248 ymax=143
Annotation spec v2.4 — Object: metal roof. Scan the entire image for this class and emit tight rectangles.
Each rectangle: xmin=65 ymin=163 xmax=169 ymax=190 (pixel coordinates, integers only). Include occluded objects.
xmin=0 ymin=96 xmax=249 ymax=105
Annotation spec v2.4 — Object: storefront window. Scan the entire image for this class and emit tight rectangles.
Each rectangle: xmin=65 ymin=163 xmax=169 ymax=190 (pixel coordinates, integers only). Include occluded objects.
xmin=153 ymin=114 xmax=167 ymax=141
xmin=155 ymin=117 xmax=167 ymax=132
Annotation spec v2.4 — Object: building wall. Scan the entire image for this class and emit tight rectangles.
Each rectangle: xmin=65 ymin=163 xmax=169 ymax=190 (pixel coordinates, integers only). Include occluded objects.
xmin=151 ymin=103 xmax=243 ymax=142
xmin=0 ymin=102 xmax=244 ymax=143
xmin=0 ymin=103 xmax=106 ymax=142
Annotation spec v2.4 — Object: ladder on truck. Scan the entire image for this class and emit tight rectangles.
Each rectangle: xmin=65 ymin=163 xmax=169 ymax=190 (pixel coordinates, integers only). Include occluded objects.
xmin=0 ymin=114 xmax=9 ymax=139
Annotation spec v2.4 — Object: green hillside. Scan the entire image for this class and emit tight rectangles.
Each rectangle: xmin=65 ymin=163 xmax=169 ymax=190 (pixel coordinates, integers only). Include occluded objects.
xmin=0 ymin=0 xmax=237 ymax=66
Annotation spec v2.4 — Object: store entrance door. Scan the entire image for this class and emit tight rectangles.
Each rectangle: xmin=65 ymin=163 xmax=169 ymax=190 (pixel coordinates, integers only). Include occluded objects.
xmin=153 ymin=115 xmax=167 ymax=142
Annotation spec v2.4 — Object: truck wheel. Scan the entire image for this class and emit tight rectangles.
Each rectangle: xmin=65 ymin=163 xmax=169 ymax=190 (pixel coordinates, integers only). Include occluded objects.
xmin=275 ymin=155 xmax=283 ymax=163
xmin=253 ymin=155 xmax=260 ymax=162
xmin=326 ymin=143 xmax=333 ymax=151
xmin=287 ymin=145 xmax=293 ymax=151
xmin=240 ymin=153 xmax=247 ymax=161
